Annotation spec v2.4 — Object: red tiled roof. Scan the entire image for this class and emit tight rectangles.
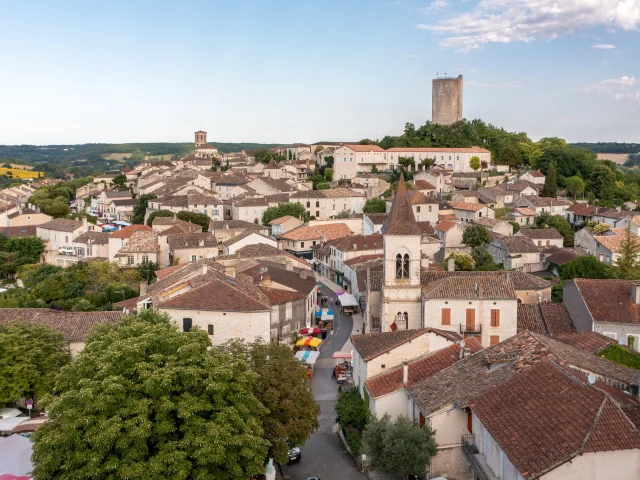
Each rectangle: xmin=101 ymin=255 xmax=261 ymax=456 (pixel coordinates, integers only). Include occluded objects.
xmin=366 ymin=339 xmax=482 ymax=398
xmin=110 ymin=224 xmax=152 ymax=239
xmin=351 ymin=329 xmax=430 ymax=362
xmin=259 ymin=287 xmax=306 ymax=304
xmin=566 ymin=203 xmax=596 ymax=216
xmin=281 ymin=223 xmax=352 ymax=241
xmin=539 ymin=302 xmax=576 ymax=335
xmin=435 ymin=220 xmax=457 ymax=232
xmin=470 ymin=361 xmax=640 ymax=479
xmin=448 ymin=201 xmax=485 ymax=212
xmin=553 ymin=332 xmax=614 ymax=353
xmin=155 ymin=264 xmax=189 ymax=280
xmin=527 ymin=170 xmax=545 ymax=178
xmin=344 ymin=254 xmax=384 ymax=267
xmin=159 ymin=278 xmax=271 ymax=311
xmin=414 ymin=180 xmax=436 ymax=190
xmin=343 ymin=144 xmax=385 ymax=152
xmin=574 ymin=278 xmax=640 ymax=325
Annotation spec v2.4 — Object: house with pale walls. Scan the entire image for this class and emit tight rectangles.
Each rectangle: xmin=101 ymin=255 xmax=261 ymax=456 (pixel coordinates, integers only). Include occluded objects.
xmin=385 ymin=190 xmax=440 ymax=224
xmin=516 ymin=227 xmax=564 ymax=249
xmin=520 ymin=170 xmax=546 ymax=185
xmin=96 ymin=191 xmax=133 ymax=217
xmin=434 ymin=220 xmax=465 ymax=248
xmin=385 ymin=147 xmax=491 ymax=173
xmin=222 ymin=231 xmax=277 ymax=256
xmin=363 ymin=213 xmax=388 ymax=235
xmin=0 ymin=309 xmax=124 ymax=357
xmin=365 ymin=338 xmax=483 ymax=421
xmin=93 ymin=173 xmax=116 ymax=188
xmin=70 ymin=231 xmax=110 ymax=262
xmin=422 ymin=275 xmax=519 ymax=348
xmin=504 ymin=181 xmax=540 ymax=200
xmin=508 ymin=207 xmax=537 ymax=226
xmin=290 ymin=188 xmax=365 ymax=219
xmin=413 ymin=179 xmax=437 ymax=197
xmin=36 ymin=218 xmax=92 ymax=265
xmin=147 ymin=194 xmax=223 ymax=221
xmin=283 ymin=222 xmax=352 ymax=261
xmin=591 ymin=209 xmax=637 ymax=229
xmin=107 ymin=224 xmax=154 ymax=260
xmin=134 ymin=258 xmax=317 ymax=346
xmin=269 ymin=215 xmax=303 ymax=236
xmin=592 ymin=228 xmax=640 ymax=265
xmin=166 ymin=232 xmax=218 ymax=265
xmin=350 ymin=328 xmax=462 ymax=396
xmin=6 ymin=208 xmax=51 ymax=227
xmin=414 ymin=169 xmax=454 ymax=194
xmin=114 ymin=230 xmax=159 ymax=268
xmin=247 ymin=176 xmax=296 ymax=195
xmin=156 ymin=221 xmax=203 ymax=266
xmin=474 ymin=217 xmax=513 ymax=237
xmin=343 ymin=255 xmax=383 ymax=300
xmin=209 ymin=220 xmax=269 ymax=244
xmin=405 ymin=331 xmax=640 ymax=480
xmin=563 ymin=278 xmax=640 ymax=351
xmin=325 ymin=234 xmax=384 ymax=288
xmin=448 ymin=201 xmax=495 ymax=223
xmin=351 ymin=173 xmax=390 ymax=199
xmin=487 ymin=235 xmax=544 ymax=272
xmin=106 ymin=198 xmax=137 ymax=222
xmin=516 ymin=196 xmax=572 ymax=216
xmin=286 ymin=143 xmax=311 ymax=160
xmin=262 ymin=159 xmax=286 ymax=179
xmin=230 ymin=197 xmax=269 ymax=225
xmin=332 ymin=144 xmax=387 ymax=180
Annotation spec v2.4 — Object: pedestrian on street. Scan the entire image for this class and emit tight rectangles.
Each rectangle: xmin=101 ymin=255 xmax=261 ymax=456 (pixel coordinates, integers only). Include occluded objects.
xmin=332 ymin=366 xmax=336 ymax=379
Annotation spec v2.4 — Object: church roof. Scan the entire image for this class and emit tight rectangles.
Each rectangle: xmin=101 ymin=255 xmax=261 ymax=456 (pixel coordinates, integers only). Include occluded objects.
xmin=381 ymin=173 xmax=421 ymax=236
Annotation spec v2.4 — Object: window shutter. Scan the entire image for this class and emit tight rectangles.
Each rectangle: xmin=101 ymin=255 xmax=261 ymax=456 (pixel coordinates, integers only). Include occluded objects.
xmin=490 ymin=335 xmax=500 ymax=346
xmin=441 ymin=308 xmax=451 ymax=326
xmin=491 ymin=309 xmax=500 ymax=327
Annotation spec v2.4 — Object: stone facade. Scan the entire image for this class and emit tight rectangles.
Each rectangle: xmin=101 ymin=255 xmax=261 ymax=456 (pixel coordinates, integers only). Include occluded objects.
xmin=432 ymin=75 xmax=463 ymax=126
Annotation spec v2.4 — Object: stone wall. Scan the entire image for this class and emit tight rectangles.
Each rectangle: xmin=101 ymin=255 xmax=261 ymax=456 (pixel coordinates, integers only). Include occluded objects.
xmin=432 ymin=75 xmax=463 ymax=126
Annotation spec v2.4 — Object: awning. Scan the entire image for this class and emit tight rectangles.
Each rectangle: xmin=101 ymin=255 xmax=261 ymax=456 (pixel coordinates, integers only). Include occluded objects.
xmin=296 ymin=336 xmax=322 ymax=348
xmin=332 ymin=351 xmax=352 ymax=359
xmin=0 ymin=435 xmax=33 ymax=477
xmin=339 ymin=293 xmax=358 ymax=307
xmin=295 ymin=350 xmax=320 ymax=365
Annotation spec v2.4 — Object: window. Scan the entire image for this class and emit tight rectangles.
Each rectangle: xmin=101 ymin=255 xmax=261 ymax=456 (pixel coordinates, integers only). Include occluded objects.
xmin=65 ymin=235 xmax=69 ymax=243
xmin=466 ymin=309 xmax=475 ymax=327
xmin=479 ymin=212 xmax=482 ymax=218
xmin=403 ymin=312 xmax=408 ymax=329
xmin=490 ymin=335 xmax=500 ymax=345
xmin=416 ymin=206 xmax=421 ymax=213
xmin=490 ymin=309 xmax=500 ymax=327
xmin=183 ymin=318 xmax=192 ymax=332
xmin=396 ymin=253 xmax=410 ymax=279
xmin=191 ymin=255 xmax=197 ymax=262
xmin=208 ymin=324 xmax=214 ymax=335
xmin=127 ymin=255 xmax=134 ymax=265
xmin=546 ymin=240 xmax=550 ymax=246
xmin=316 ymin=211 xmax=319 ymax=217
xmin=428 ymin=206 xmax=432 ymax=213
xmin=441 ymin=308 xmax=451 ymax=326
xmin=307 ymin=201 xmax=310 ymax=208
xmin=141 ymin=255 xmax=149 ymax=263
xmin=301 ymin=242 xmax=305 ymax=248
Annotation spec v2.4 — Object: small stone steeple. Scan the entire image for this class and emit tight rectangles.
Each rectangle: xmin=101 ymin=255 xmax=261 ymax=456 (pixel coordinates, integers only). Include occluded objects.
xmin=381 ymin=173 xmax=421 ymax=236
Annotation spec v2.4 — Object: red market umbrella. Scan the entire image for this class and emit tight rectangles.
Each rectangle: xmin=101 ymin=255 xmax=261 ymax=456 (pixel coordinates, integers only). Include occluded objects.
xmin=300 ymin=327 xmax=321 ymax=335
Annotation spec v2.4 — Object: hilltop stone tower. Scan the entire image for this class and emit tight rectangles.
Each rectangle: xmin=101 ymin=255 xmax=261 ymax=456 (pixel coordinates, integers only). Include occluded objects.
xmin=432 ymin=75 xmax=463 ymax=125
xmin=194 ymin=130 xmax=207 ymax=148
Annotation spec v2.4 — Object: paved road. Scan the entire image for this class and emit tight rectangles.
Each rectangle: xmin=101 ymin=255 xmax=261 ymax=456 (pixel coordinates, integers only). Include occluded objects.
xmin=281 ymin=284 xmax=367 ymax=480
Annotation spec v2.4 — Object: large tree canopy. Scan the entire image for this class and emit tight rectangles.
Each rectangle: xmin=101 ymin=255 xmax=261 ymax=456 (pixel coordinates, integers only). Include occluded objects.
xmin=262 ymin=202 xmax=308 ymax=225
xmin=32 ymin=310 xmax=270 ymax=480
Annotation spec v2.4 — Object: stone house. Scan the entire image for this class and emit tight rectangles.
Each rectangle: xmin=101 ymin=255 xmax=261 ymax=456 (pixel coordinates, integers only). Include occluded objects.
xmin=6 ymin=208 xmax=51 ymax=227
xmin=71 ymin=231 xmax=110 ymax=262
xmin=114 ymin=230 xmax=159 ymax=268
xmin=36 ymin=218 xmax=91 ymax=265
xmin=508 ymin=207 xmax=537 ymax=226
xmin=520 ymin=170 xmax=545 ymax=185
xmin=269 ymin=215 xmax=304 ymax=236
xmin=222 ymin=231 xmax=277 ymax=256
xmin=290 ymin=188 xmax=365 ymax=219
xmin=434 ymin=220 xmax=465 ymax=248
xmin=516 ymin=227 xmax=564 ymax=249
xmin=516 ymin=196 xmax=572 ymax=217
xmin=167 ymin=232 xmax=218 ymax=264
xmin=448 ymin=201 xmax=495 ymax=223
xmin=282 ymin=222 xmax=351 ymax=261
xmin=474 ymin=217 xmax=513 ymax=237
xmin=488 ymin=236 xmax=544 ymax=272
xmin=108 ymin=224 xmax=154 ymax=260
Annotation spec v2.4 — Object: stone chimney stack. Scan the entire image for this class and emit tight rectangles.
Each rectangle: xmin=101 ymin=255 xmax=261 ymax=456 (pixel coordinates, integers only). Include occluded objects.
xmin=286 ymin=260 xmax=293 ymax=271
xmin=448 ymin=256 xmax=455 ymax=272
xmin=261 ymin=274 xmax=272 ymax=287
xmin=140 ymin=281 xmax=148 ymax=296
xmin=225 ymin=265 xmax=236 ymax=278
xmin=202 ymin=264 xmax=208 ymax=276
xmin=402 ymin=361 xmax=409 ymax=385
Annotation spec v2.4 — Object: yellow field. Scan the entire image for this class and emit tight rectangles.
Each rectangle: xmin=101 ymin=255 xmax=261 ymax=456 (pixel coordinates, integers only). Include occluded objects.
xmin=0 ymin=168 xmax=44 ymax=178
xmin=597 ymin=153 xmax=629 ymax=165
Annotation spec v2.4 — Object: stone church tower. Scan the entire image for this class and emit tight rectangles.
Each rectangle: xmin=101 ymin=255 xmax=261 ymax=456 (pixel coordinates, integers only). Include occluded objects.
xmin=194 ymin=130 xmax=207 ymax=148
xmin=379 ymin=173 xmax=423 ymax=331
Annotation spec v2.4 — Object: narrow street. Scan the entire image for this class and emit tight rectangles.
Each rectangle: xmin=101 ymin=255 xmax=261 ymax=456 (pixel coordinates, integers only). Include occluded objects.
xmin=281 ymin=283 xmax=367 ymax=480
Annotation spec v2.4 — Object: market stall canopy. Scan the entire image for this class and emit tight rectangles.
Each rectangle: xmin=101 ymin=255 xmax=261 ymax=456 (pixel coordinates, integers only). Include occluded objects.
xmin=300 ymin=327 xmax=321 ymax=335
xmin=11 ymin=416 xmax=48 ymax=434
xmin=339 ymin=293 xmax=358 ymax=307
xmin=332 ymin=351 xmax=353 ymax=359
xmin=295 ymin=350 xmax=320 ymax=365
xmin=0 ymin=409 xmax=29 ymax=436
xmin=296 ymin=336 xmax=322 ymax=348
xmin=0 ymin=435 xmax=33 ymax=477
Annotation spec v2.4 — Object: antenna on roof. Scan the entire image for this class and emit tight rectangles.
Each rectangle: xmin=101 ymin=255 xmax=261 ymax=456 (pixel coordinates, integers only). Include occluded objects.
xmin=587 ymin=373 xmax=596 ymax=385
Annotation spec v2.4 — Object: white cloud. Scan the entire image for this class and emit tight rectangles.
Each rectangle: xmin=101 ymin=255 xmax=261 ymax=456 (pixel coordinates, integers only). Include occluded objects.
xmin=593 ymin=44 xmax=616 ymax=49
xmin=466 ymin=80 xmax=522 ymax=87
xmin=405 ymin=54 xmax=421 ymax=58
xmin=586 ymin=75 xmax=636 ymax=93
xmin=454 ymin=66 xmax=479 ymax=72
xmin=416 ymin=0 xmax=640 ymax=52
xmin=420 ymin=0 xmax=448 ymax=13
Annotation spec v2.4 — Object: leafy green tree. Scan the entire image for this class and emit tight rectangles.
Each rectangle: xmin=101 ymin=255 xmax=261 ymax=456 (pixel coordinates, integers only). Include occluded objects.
xmin=315 ymin=182 xmax=330 ymax=190
xmin=462 ymin=224 xmax=492 ymax=247
xmin=559 ymin=256 xmax=615 ymax=281
xmin=46 ymin=197 xmax=71 ymax=217
xmin=362 ymin=415 xmax=438 ymax=477
xmin=535 ymin=214 xmax=574 ymax=247
xmin=541 ymin=162 xmax=557 ymax=198
xmin=590 ymin=164 xmax=616 ymax=205
xmin=336 ymin=388 xmax=369 ymax=431
xmin=565 ymin=176 xmax=585 ymax=199
xmin=0 ymin=321 xmax=71 ymax=406
xmin=445 ymin=252 xmax=475 ymax=271
xmin=508 ymin=221 xmax=520 ymax=234
xmin=132 ymin=194 xmax=157 ymax=224
xmin=176 ymin=211 xmax=211 ymax=231
xmin=146 ymin=209 xmax=173 ymax=227
xmin=32 ymin=310 xmax=269 ymax=480
xmin=469 ymin=155 xmax=481 ymax=171
xmin=363 ymin=198 xmax=387 ymax=213
xmin=222 ymin=340 xmax=320 ymax=464
xmin=614 ymin=225 xmax=640 ymax=279
xmin=334 ymin=210 xmax=351 ymax=218
xmin=111 ymin=174 xmax=128 ymax=191
xmin=324 ymin=168 xmax=334 ymax=182
xmin=588 ymin=191 xmax=597 ymax=204
xmin=472 ymin=245 xmax=502 ymax=271
xmin=262 ymin=202 xmax=308 ymax=225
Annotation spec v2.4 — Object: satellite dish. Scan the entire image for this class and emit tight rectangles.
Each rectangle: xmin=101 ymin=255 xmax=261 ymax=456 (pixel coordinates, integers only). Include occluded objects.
xmin=460 ymin=340 xmax=465 ymax=348
xmin=587 ymin=373 xmax=596 ymax=385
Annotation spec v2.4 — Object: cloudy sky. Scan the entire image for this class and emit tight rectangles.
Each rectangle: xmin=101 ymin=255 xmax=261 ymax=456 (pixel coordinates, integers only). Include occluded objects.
xmin=1 ymin=0 xmax=639 ymax=144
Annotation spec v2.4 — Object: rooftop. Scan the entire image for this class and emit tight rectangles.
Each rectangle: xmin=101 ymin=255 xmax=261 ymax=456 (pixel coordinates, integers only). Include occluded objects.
xmin=573 ymin=278 xmax=640 ymax=325
xmin=493 ymin=235 xmax=540 ymax=254
xmin=518 ymin=227 xmax=564 ymax=239
xmin=351 ymin=329 xmax=431 ymax=362
xmin=111 ymin=224 xmax=152 ymax=239
xmin=38 ymin=218 xmax=82 ymax=232
xmin=118 ymin=230 xmax=159 ymax=253
xmin=423 ymin=275 xmax=516 ymax=300
xmin=280 ymin=223 xmax=352 ymax=242
xmin=72 ymin=231 xmax=110 ymax=245
xmin=448 ymin=201 xmax=486 ymax=212
xmin=167 ymin=232 xmax=217 ymax=249
xmin=381 ymin=173 xmax=422 ymax=236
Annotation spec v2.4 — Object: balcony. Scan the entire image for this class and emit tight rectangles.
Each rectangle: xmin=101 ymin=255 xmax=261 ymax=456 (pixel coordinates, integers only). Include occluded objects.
xmin=460 ymin=323 xmax=482 ymax=335
xmin=461 ymin=435 xmax=496 ymax=480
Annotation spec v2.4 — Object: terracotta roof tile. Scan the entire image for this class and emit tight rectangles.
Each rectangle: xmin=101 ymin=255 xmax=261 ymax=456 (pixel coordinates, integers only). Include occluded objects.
xmin=595 ymin=228 xmax=640 ymax=253
xmin=493 ymin=235 xmax=540 ymax=253
xmin=73 ymin=231 xmax=110 ymax=245
xmin=423 ymin=275 xmax=516 ymax=300
xmin=118 ymin=231 xmax=159 ymax=253
xmin=155 ymin=263 xmax=189 ymax=280
xmin=448 ymin=201 xmax=486 ymax=212
xmin=517 ymin=304 xmax=547 ymax=335
xmin=519 ymin=227 xmax=563 ymax=239
xmin=435 ymin=220 xmax=457 ymax=232
xmin=343 ymin=144 xmax=385 ymax=152
xmin=110 ymin=224 xmax=152 ymax=238
xmin=281 ymin=223 xmax=351 ymax=241
xmin=0 ymin=226 xmax=37 ymax=238
xmin=539 ymin=302 xmax=576 ymax=335
xmin=344 ymin=254 xmax=384 ymax=267
xmin=366 ymin=338 xmax=483 ymax=398
xmin=553 ymin=332 xmax=613 ymax=353
xmin=351 ymin=329 xmax=430 ymax=362
xmin=167 ymin=232 xmax=217 ymax=249
xmin=269 ymin=215 xmax=295 ymax=225
xmin=513 ymin=207 xmax=537 ymax=216
xmin=38 ymin=218 xmax=82 ymax=232
xmin=414 ymin=180 xmax=436 ymax=190
xmin=574 ymin=278 xmax=640 ymax=324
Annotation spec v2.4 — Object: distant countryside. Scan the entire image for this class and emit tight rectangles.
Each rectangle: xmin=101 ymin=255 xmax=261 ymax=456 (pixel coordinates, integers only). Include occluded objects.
xmin=0 ymin=167 xmax=43 ymax=178
xmin=597 ymin=153 xmax=629 ymax=165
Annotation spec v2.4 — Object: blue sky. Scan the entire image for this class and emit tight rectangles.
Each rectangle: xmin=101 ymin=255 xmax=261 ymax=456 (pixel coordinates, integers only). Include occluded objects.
xmin=1 ymin=0 xmax=639 ymax=145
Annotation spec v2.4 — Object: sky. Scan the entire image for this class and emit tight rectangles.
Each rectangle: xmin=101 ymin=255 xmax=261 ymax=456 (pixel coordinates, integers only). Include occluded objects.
xmin=1 ymin=0 xmax=639 ymax=145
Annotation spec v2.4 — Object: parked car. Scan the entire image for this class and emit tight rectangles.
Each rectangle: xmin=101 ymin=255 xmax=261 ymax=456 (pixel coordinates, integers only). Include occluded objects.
xmin=287 ymin=446 xmax=301 ymax=463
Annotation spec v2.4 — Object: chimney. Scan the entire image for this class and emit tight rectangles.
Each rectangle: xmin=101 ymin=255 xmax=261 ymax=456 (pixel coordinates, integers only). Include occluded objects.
xmin=173 ymin=213 xmax=177 ymax=220
xmin=82 ymin=216 xmax=88 ymax=229
xmin=402 ymin=361 xmax=409 ymax=385
xmin=199 ymin=239 xmax=205 ymax=247
xmin=202 ymin=264 xmax=208 ymax=276
xmin=140 ymin=280 xmax=148 ymax=296
xmin=632 ymin=284 xmax=640 ymax=304
xmin=260 ymin=274 xmax=272 ymax=287
xmin=299 ymin=269 xmax=308 ymax=280
xmin=421 ymin=257 xmax=430 ymax=270
xmin=286 ymin=260 xmax=293 ymax=271
xmin=447 ymin=256 xmax=455 ymax=272
xmin=225 ymin=265 xmax=236 ymax=278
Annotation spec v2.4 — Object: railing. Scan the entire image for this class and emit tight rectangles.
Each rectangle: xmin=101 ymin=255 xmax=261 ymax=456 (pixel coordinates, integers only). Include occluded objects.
xmin=460 ymin=323 xmax=482 ymax=334
xmin=461 ymin=434 xmax=492 ymax=480
xmin=370 ymin=316 xmax=381 ymax=333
